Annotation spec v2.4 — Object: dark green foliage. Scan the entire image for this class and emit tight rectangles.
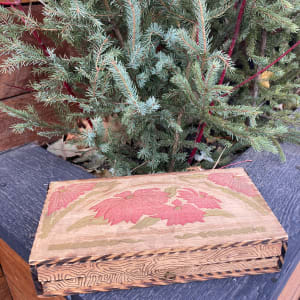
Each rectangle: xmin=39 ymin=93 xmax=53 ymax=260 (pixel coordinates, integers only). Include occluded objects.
xmin=0 ymin=0 xmax=299 ymax=175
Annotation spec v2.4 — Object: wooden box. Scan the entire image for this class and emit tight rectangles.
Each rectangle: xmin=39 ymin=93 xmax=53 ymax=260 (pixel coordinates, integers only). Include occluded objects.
xmin=29 ymin=168 xmax=288 ymax=297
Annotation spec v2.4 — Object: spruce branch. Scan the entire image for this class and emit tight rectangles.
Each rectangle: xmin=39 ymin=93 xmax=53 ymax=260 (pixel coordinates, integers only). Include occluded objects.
xmin=169 ymin=109 xmax=183 ymax=172
xmin=104 ymin=0 xmax=124 ymax=48
xmin=218 ymin=0 xmax=247 ymax=85
xmin=1 ymin=0 xmax=299 ymax=174
xmin=112 ymin=21 xmax=124 ymax=48
xmin=228 ymin=40 xmax=300 ymax=94
xmin=93 ymin=37 xmax=109 ymax=98
xmin=8 ymin=2 xmax=78 ymax=100
xmin=188 ymin=0 xmax=246 ymax=164
xmin=123 ymin=0 xmax=139 ymax=51
xmin=9 ymin=4 xmax=49 ymax=57
xmin=252 ymin=29 xmax=267 ymax=105
xmin=158 ymin=0 xmax=196 ymax=24
xmin=209 ymin=0 xmax=235 ymax=20
xmin=256 ymin=6 xmax=299 ymax=33
xmin=192 ymin=0 xmax=210 ymax=53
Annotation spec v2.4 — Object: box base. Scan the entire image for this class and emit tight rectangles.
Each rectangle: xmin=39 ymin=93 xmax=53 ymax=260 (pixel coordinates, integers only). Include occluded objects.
xmin=34 ymin=241 xmax=287 ymax=297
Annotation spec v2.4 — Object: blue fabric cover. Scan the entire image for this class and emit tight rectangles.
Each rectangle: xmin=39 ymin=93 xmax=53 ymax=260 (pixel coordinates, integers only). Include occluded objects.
xmin=0 ymin=143 xmax=94 ymax=261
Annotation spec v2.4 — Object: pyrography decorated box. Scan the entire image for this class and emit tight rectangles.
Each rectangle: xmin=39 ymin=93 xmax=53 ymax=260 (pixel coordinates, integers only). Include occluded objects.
xmin=29 ymin=168 xmax=288 ymax=297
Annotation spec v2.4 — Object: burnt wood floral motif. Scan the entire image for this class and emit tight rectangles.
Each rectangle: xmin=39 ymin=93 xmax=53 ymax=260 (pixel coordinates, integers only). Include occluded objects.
xmin=207 ymin=173 xmax=258 ymax=197
xmin=35 ymin=168 xmax=276 ymax=250
xmin=89 ymin=188 xmax=222 ymax=226
xmin=89 ymin=188 xmax=170 ymax=225
xmin=177 ymin=189 xmax=221 ymax=209
xmin=42 ymin=168 xmax=269 ymax=236
xmin=47 ymin=182 xmax=97 ymax=216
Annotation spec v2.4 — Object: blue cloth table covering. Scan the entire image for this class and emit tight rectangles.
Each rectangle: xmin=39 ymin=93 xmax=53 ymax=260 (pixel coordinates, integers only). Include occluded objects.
xmin=0 ymin=143 xmax=299 ymax=300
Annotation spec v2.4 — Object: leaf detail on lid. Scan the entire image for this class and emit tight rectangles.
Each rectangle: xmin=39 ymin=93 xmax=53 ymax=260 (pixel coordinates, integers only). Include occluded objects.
xmin=47 ymin=182 xmax=97 ymax=216
xmin=207 ymin=173 xmax=259 ymax=197
xmin=205 ymin=209 xmax=234 ymax=218
xmin=164 ymin=186 xmax=178 ymax=197
xmin=131 ymin=217 xmax=161 ymax=229
xmin=67 ymin=215 xmax=108 ymax=232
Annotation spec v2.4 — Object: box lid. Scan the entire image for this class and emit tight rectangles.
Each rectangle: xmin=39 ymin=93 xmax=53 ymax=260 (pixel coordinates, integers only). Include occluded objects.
xmin=30 ymin=168 xmax=287 ymax=265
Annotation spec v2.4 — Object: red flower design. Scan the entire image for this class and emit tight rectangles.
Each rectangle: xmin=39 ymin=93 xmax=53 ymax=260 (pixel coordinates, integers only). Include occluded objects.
xmin=177 ymin=188 xmax=221 ymax=209
xmin=207 ymin=173 xmax=258 ymax=197
xmin=151 ymin=199 xmax=205 ymax=225
xmin=90 ymin=187 xmax=223 ymax=226
xmin=47 ymin=182 xmax=96 ymax=216
xmin=89 ymin=188 xmax=169 ymax=225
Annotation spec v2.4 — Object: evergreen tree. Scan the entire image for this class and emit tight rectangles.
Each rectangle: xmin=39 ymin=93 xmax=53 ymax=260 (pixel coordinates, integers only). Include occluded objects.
xmin=0 ymin=0 xmax=299 ymax=175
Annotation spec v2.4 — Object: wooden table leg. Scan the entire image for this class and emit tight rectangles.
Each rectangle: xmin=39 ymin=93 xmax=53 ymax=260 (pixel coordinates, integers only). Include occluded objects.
xmin=0 ymin=239 xmax=65 ymax=300
xmin=278 ymin=262 xmax=300 ymax=300
xmin=0 ymin=265 xmax=12 ymax=300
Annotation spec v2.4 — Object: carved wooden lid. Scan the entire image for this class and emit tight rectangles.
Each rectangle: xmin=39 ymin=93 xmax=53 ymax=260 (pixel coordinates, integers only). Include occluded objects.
xmin=30 ymin=168 xmax=287 ymax=265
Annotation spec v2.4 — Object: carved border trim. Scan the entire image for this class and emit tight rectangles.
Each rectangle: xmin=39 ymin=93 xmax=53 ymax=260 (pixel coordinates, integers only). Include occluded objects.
xmin=30 ymin=237 xmax=287 ymax=267
xmin=30 ymin=240 xmax=288 ymax=296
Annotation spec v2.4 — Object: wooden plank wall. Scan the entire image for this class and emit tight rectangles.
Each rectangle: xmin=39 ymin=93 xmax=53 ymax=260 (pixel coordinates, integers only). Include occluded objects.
xmin=0 ymin=4 xmax=51 ymax=151
xmin=0 ymin=93 xmax=59 ymax=151
xmin=0 ymin=3 xmax=75 ymax=151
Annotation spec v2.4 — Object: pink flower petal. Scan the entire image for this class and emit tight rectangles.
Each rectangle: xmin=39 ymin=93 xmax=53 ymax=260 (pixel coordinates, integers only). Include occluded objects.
xmin=152 ymin=204 xmax=205 ymax=226
xmin=177 ymin=188 xmax=221 ymax=209
xmin=90 ymin=188 xmax=169 ymax=225
xmin=208 ymin=173 xmax=258 ymax=197
xmin=47 ymin=182 xmax=96 ymax=215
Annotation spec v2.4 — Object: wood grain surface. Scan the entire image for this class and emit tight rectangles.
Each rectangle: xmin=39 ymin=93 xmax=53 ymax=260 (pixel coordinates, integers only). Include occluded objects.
xmin=42 ymin=257 xmax=281 ymax=296
xmin=0 ymin=239 xmax=64 ymax=300
xmin=0 ymin=266 xmax=12 ymax=300
xmin=36 ymin=243 xmax=282 ymax=284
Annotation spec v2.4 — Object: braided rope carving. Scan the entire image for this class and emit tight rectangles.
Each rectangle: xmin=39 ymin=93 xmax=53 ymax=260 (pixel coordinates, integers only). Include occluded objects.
xmin=31 ymin=237 xmax=287 ymax=267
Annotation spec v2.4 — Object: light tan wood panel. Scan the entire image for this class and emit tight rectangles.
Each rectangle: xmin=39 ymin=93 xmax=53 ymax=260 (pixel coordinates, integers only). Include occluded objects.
xmin=30 ymin=169 xmax=287 ymax=262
